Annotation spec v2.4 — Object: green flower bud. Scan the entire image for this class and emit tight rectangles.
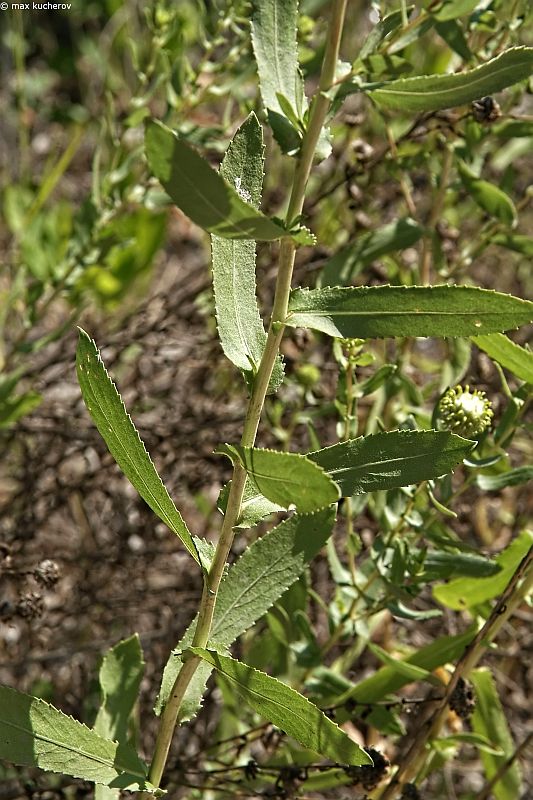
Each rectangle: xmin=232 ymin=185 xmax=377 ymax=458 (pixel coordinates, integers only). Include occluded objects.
xmin=438 ymin=384 xmax=494 ymax=438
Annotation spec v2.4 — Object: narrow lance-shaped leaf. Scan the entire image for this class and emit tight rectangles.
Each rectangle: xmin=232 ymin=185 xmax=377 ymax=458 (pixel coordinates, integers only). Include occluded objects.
xmin=473 ymin=333 xmax=533 ymax=384
xmin=156 ymin=508 xmax=335 ymax=717
xmin=189 ymin=649 xmax=372 ymax=766
xmin=433 ymin=529 xmax=533 ymax=610
xmin=320 ymin=218 xmax=424 ymax=287
xmin=145 ymin=120 xmax=288 ymax=241
xmin=365 ymin=47 xmax=533 ymax=113
xmin=0 ymin=684 xmax=157 ymax=792
xmin=308 ymin=430 xmax=474 ymax=495
xmin=94 ymin=636 xmax=145 ymax=800
xmin=212 ymin=113 xmax=283 ymax=391
xmin=457 ymin=160 xmax=517 ymax=226
xmin=251 ymin=0 xmax=300 ymax=116
xmin=286 ymin=285 xmax=533 ymax=339
xmin=475 ymin=466 xmax=533 ymax=491
xmin=219 ymin=443 xmax=340 ymax=513
xmin=76 ymin=329 xmax=200 ymax=565
xmin=471 ymin=669 xmax=523 ymax=800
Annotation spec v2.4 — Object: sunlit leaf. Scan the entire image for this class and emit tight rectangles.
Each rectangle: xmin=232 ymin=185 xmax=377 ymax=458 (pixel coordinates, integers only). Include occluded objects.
xmin=76 ymin=329 xmax=200 ymax=565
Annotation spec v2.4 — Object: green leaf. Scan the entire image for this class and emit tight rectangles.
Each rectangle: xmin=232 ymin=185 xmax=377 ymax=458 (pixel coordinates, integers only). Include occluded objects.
xmin=94 ymin=635 xmax=144 ymax=744
xmin=76 ymin=329 xmax=200 ymax=565
xmin=156 ymin=508 xmax=335 ymax=718
xmin=368 ymin=644 xmax=441 ymax=685
xmin=94 ymin=636 xmax=144 ymax=800
xmin=435 ymin=19 xmax=472 ymax=62
xmin=473 ymin=333 xmax=533 ymax=384
xmin=308 ymin=430 xmax=474 ymax=495
xmin=334 ymin=627 xmax=476 ymax=716
xmin=423 ymin=550 xmax=501 ymax=580
xmin=359 ymin=7 xmax=414 ymax=59
xmin=365 ymin=47 xmax=533 ymax=112
xmin=189 ymin=649 xmax=372 ymax=766
xmin=433 ymin=529 xmax=533 ymax=610
xmin=0 ymin=390 xmax=42 ymax=428
xmin=434 ymin=732 xmax=503 ymax=756
xmin=431 ymin=0 xmax=480 ymax=22
xmin=211 ymin=113 xmax=283 ymax=391
xmin=319 ymin=218 xmax=424 ymax=287
xmin=471 ymin=669 xmax=523 ymax=800
xmin=251 ymin=0 xmax=300 ymax=118
xmin=0 ymin=684 xmax=156 ymax=792
xmin=458 ymin=161 xmax=517 ymax=226
xmin=286 ymin=285 xmax=533 ymax=339
xmin=475 ymin=466 xmax=533 ymax=491
xmin=491 ymin=232 xmax=533 ymax=256
xmin=218 ymin=478 xmax=283 ymax=529
xmin=219 ymin=444 xmax=340 ymax=513
xmin=145 ymin=120 xmax=287 ymax=241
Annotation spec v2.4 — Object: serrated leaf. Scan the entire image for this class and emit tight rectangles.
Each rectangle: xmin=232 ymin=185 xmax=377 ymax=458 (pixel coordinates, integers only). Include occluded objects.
xmin=94 ymin=636 xmax=144 ymax=800
xmin=251 ymin=0 xmax=300 ymax=117
xmin=308 ymin=430 xmax=474 ymax=495
xmin=219 ymin=444 xmax=340 ymax=513
xmin=473 ymin=333 xmax=533 ymax=384
xmin=286 ymin=285 xmax=533 ymax=339
xmin=218 ymin=478 xmax=283 ymax=529
xmin=433 ymin=529 xmax=533 ymax=610
xmin=471 ymin=669 xmax=523 ymax=800
xmin=211 ymin=113 xmax=283 ymax=391
xmin=0 ymin=684 xmax=156 ymax=792
xmin=475 ymin=466 xmax=533 ymax=491
xmin=145 ymin=120 xmax=287 ymax=241
xmin=320 ymin=218 xmax=424 ymax=287
xmin=189 ymin=649 xmax=372 ymax=766
xmin=365 ymin=47 xmax=533 ymax=112
xmin=76 ymin=329 xmax=200 ymax=565
xmin=156 ymin=508 xmax=335 ymax=717
xmin=458 ymin=161 xmax=517 ymax=225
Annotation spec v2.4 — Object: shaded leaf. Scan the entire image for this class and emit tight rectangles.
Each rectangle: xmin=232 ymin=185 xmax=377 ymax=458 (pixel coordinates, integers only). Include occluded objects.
xmin=475 ymin=467 xmax=533 ymax=491
xmin=308 ymin=430 xmax=474 ymax=495
xmin=218 ymin=478 xmax=283 ymax=529
xmin=189 ymin=649 xmax=372 ymax=766
xmin=76 ymin=329 xmax=200 ymax=565
xmin=423 ymin=550 xmax=501 ymax=580
xmin=365 ymin=47 xmax=533 ymax=112
xmin=431 ymin=0 xmax=480 ymax=21
xmin=458 ymin=161 xmax=516 ymax=226
xmin=156 ymin=508 xmax=336 ymax=717
xmin=359 ymin=7 xmax=414 ymax=59
xmin=0 ymin=684 xmax=156 ymax=792
xmin=219 ymin=444 xmax=340 ymax=513
xmin=471 ymin=669 xmax=523 ymax=800
xmin=473 ymin=333 xmax=533 ymax=384
xmin=145 ymin=120 xmax=287 ymax=241
xmin=320 ymin=218 xmax=424 ymax=287
xmin=286 ymin=285 xmax=533 ymax=339
xmin=368 ymin=644 xmax=441 ymax=685
xmin=433 ymin=529 xmax=533 ymax=609
xmin=94 ymin=636 xmax=144 ymax=800
xmin=211 ymin=113 xmax=283 ymax=390
xmin=251 ymin=0 xmax=300 ymax=117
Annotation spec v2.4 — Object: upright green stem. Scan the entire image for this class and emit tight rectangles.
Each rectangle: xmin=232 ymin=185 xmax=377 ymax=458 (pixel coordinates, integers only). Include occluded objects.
xmin=147 ymin=0 xmax=348 ymax=789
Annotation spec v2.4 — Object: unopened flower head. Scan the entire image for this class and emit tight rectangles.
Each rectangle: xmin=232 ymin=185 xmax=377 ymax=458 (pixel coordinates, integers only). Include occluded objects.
xmin=438 ymin=384 xmax=494 ymax=438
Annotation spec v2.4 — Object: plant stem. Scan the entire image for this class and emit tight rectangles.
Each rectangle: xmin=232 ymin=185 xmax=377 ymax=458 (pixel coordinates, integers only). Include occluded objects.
xmin=147 ymin=0 xmax=348 ymax=788
xmin=378 ymin=545 xmax=533 ymax=799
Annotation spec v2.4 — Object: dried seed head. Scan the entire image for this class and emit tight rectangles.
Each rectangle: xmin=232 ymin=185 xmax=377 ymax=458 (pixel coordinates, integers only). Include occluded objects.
xmin=17 ymin=592 xmax=44 ymax=620
xmin=34 ymin=559 xmax=60 ymax=588
xmin=449 ymin=677 xmax=476 ymax=719
xmin=438 ymin=385 xmax=493 ymax=438
xmin=344 ymin=748 xmax=389 ymax=790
